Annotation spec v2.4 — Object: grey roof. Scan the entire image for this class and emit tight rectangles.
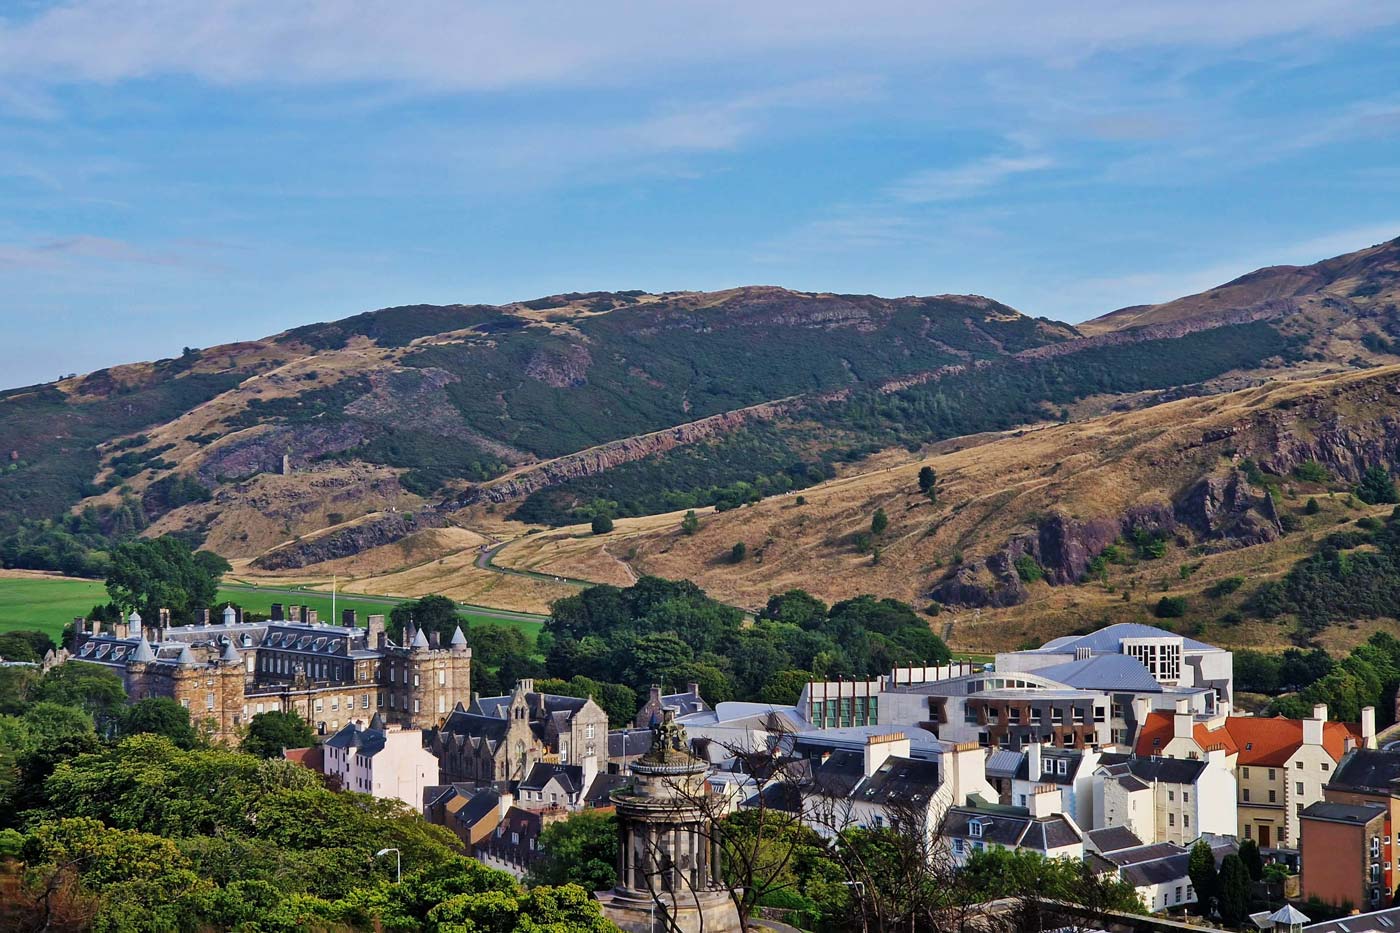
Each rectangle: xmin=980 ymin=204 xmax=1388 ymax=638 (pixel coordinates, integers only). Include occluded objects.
xmin=985 ymin=748 xmax=1023 ymax=778
xmin=1035 ymin=654 xmax=1163 ymax=692
xmin=1031 ymin=623 xmax=1215 ymax=654
xmin=1015 ymin=748 xmax=1085 ymax=785
xmin=219 ymin=640 xmax=241 ymax=663
xmin=471 ymin=692 xmax=588 ymax=718
xmin=1119 ymin=851 xmax=1191 ymax=888
xmin=859 ymin=757 xmax=942 ymax=805
xmin=411 ymin=627 xmax=430 ymax=649
xmin=175 ymin=644 xmax=198 ymax=666
xmin=1097 ymin=752 xmax=1207 ymax=785
xmin=454 ymin=789 xmax=504 ymax=829
xmin=519 ymin=763 xmax=583 ymax=795
xmin=325 ymin=723 xmax=388 ymax=757
xmin=131 ymin=637 xmax=156 ymax=662
xmin=811 ymin=750 xmax=868 ymax=798
xmin=584 ymin=773 xmax=627 ymax=806
xmin=1086 ymin=826 xmax=1144 ymax=854
xmin=440 ymin=708 xmax=510 ymax=742
xmin=1327 ymin=748 xmax=1400 ymax=794
xmin=943 ymin=806 xmax=1081 ymax=852
xmin=792 ymin=725 xmax=941 ymax=760
xmin=1268 ymin=905 xmax=1310 ymax=925
xmin=1302 ymin=906 xmax=1400 ymax=933
xmin=1300 ymin=801 xmax=1388 ymax=825
xmin=450 ymin=625 xmax=468 ymax=648
xmin=608 ymin=729 xmax=651 ymax=759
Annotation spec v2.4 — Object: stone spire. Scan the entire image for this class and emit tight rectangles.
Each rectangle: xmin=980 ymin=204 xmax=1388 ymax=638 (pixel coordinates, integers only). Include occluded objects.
xmin=450 ymin=625 xmax=468 ymax=650
xmin=131 ymin=636 xmax=156 ymax=663
xmin=219 ymin=640 xmax=241 ymax=664
xmin=175 ymin=644 xmax=198 ymax=666
xmin=411 ymin=627 xmax=430 ymax=650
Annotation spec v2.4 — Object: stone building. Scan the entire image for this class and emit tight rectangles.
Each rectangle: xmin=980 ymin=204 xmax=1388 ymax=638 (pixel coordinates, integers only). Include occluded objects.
xmin=68 ymin=606 xmax=471 ymax=742
xmin=596 ymin=710 xmax=742 ymax=933
xmin=430 ymin=679 xmax=609 ymax=787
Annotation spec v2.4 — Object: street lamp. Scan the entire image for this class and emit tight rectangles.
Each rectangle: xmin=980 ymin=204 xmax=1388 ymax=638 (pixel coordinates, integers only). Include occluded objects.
xmin=375 ymin=847 xmax=401 ymax=884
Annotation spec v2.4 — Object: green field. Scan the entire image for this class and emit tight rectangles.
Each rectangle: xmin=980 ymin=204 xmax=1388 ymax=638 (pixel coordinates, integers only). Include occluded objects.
xmin=0 ymin=576 xmax=544 ymax=644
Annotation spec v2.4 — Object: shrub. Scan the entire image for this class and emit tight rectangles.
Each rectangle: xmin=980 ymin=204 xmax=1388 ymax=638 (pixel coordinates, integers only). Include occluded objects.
xmin=1357 ymin=465 xmax=1400 ymax=505
xmin=590 ymin=515 xmax=614 ymax=535
xmin=871 ymin=508 xmax=889 ymax=535
xmin=1014 ymin=555 xmax=1044 ymax=583
xmin=1293 ymin=461 xmax=1331 ymax=483
xmin=1304 ymin=497 xmax=1321 ymax=514
xmin=918 ymin=466 xmax=936 ymax=493
xmin=680 ymin=510 xmax=699 ymax=535
xmin=1206 ymin=576 xmax=1245 ymax=598
xmin=729 ymin=542 xmax=747 ymax=564
xmin=1154 ymin=596 xmax=1188 ymax=618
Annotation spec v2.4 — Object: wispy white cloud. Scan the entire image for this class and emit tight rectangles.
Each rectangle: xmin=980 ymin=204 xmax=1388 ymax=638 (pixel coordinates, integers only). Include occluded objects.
xmin=0 ymin=234 xmax=204 ymax=270
xmin=1 ymin=1 xmax=1396 ymax=92
xmin=888 ymin=153 xmax=1054 ymax=203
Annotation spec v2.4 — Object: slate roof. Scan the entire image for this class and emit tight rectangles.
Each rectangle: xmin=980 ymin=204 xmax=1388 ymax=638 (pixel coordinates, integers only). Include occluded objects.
xmin=1014 ymin=748 xmax=1084 ymax=785
xmin=519 ymin=763 xmax=584 ymax=795
xmin=1301 ymin=906 xmax=1400 ymax=933
xmin=1327 ymin=749 xmax=1400 ymax=795
xmin=583 ymin=773 xmax=627 ymax=806
xmin=811 ymin=750 xmax=867 ymax=799
xmin=1300 ymin=801 xmax=1387 ymax=825
xmin=943 ymin=806 xmax=1082 ymax=852
xmin=324 ymin=723 xmax=388 ymax=757
xmin=859 ymin=758 xmax=942 ymax=807
xmin=439 ymin=708 xmax=510 ymax=743
xmin=1119 ymin=851 xmax=1190 ymax=887
xmin=471 ymin=692 xmax=589 ymax=718
xmin=985 ymin=749 xmax=1023 ymax=779
xmin=1031 ymin=623 xmax=1215 ymax=654
xmin=455 ymin=789 xmax=504 ymax=830
xmin=1085 ymin=826 xmax=1144 ymax=854
xmin=1036 ymin=654 xmax=1163 ymax=692
xmin=1097 ymin=752 xmax=1208 ymax=785
xmin=608 ymin=729 xmax=651 ymax=760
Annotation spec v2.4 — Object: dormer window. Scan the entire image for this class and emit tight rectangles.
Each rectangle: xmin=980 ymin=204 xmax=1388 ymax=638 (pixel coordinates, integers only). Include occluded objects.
xmin=969 ymin=820 xmax=983 ymax=838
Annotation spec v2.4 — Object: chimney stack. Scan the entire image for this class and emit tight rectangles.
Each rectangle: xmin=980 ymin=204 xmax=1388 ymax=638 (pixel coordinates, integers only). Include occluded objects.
xmin=1303 ymin=705 xmax=1326 ymax=747
xmin=863 ymin=733 xmax=911 ymax=778
xmin=429 ymin=631 xmax=441 ymax=649
xmin=306 ymin=608 xmax=318 ymax=625
xmin=1027 ymin=784 xmax=1063 ymax=818
xmin=342 ymin=609 xmax=357 ymax=629
xmin=1172 ymin=698 xmax=1193 ymax=741
xmin=1363 ymin=706 xmax=1377 ymax=749
xmin=1028 ymin=740 xmax=1043 ymax=780
xmin=271 ymin=603 xmax=284 ymax=621
xmin=367 ymin=614 xmax=385 ymax=649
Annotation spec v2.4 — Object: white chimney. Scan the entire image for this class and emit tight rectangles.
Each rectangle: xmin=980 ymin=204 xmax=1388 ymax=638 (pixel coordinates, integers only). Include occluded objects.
xmin=1173 ymin=698 xmax=1192 ymax=740
xmin=1303 ymin=705 xmax=1326 ymax=747
xmin=1028 ymin=741 xmax=1043 ymax=780
xmin=1028 ymin=784 xmax=1063 ymax=818
xmin=947 ymin=741 xmax=990 ymax=806
xmin=581 ymin=754 xmax=599 ymax=796
xmin=864 ymin=733 xmax=911 ymax=777
xmin=1363 ymin=706 xmax=1377 ymax=749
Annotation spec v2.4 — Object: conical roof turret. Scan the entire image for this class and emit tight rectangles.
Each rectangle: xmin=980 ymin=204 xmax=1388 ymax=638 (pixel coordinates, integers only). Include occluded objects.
xmin=219 ymin=640 xmax=241 ymax=663
xmin=176 ymin=644 xmax=198 ymax=666
xmin=131 ymin=637 xmax=156 ymax=663
xmin=411 ymin=627 xmax=430 ymax=649
xmin=450 ymin=625 xmax=468 ymax=650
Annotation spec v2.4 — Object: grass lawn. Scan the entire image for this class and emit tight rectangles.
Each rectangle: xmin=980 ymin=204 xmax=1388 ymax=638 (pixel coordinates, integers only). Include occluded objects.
xmin=0 ymin=576 xmax=543 ymax=644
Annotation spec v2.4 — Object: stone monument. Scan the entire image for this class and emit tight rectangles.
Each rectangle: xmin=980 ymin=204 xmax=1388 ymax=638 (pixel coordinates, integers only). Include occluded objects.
xmin=596 ymin=709 xmax=744 ymax=933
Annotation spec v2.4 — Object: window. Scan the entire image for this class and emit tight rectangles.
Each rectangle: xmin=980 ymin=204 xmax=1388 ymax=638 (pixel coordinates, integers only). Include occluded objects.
xmin=1295 ymin=760 xmax=1303 ymax=769
xmin=361 ymin=694 xmax=369 ymax=709
xmin=1322 ymin=762 xmax=1331 ymax=772
xmin=1269 ymin=790 xmax=1276 ymax=803
xmin=1175 ymin=886 xmax=1183 ymax=903
xmin=1297 ymin=804 xmax=1303 ymax=817
xmin=1242 ymin=766 xmax=1250 ymax=778
xmin=952 ymin=838 xmax=964 ymax=854
xmin=969 ymin=821 xmax=983 ymax=838
xmin=413 ymin=674 xmax=420 ymax=688
xmin=1018 ymin=795 xmax=1027 ymax=807
xmin=1184 ymin=791 xmax=1190 ymax=803
xmin=1184 ymin=815 xmax=1190 ymax=828
xmin=1169 ymin=813 xmax=1175 ymax=827
xmin=206 ymin=692 xmax=215 ymax=710
xmin=1168 ymin=790 xmax=1174 ymax=802
xmin=1245 ymin=825 xmax=1252 ymax=840
xmin=438 ymin=670 xmax=446 ymax=686
xmin=1268 ymin=768 xmax=1276 ymax=780
xmin=586 ymin=723 xmax=596 ymax=739
xmin=1296 ymin=781 xmax=1304 ymax=795
xmin=1243 ymin=789 xmax=1251 ymax=802
xmin=1057 ymin=759 xmax=1067 ymax=775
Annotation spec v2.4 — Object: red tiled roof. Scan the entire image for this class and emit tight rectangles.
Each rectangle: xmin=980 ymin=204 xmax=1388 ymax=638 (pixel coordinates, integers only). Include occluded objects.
xmin=1132 ymin=712 xmax=1363 ymax=766
xmin=1134 ymin=712 xmax=1237 ymax=757
xmin=1223 ymin=716 xmax=1361 ymax=766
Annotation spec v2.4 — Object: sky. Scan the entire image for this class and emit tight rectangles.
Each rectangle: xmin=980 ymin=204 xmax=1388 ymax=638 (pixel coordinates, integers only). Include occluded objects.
xmin=2 ymin=2 xmax=1400 ymax=388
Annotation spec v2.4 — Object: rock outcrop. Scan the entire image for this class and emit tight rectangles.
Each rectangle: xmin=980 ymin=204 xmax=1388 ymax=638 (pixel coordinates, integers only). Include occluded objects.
xmin=1174 ymin=471 xmax=1282 ymax=550
xmin=253 ymin=509 xmax=449 ymax=570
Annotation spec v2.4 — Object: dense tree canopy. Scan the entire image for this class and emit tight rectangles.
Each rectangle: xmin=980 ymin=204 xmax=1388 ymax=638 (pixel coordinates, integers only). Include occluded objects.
xmin=388 ymin=594 xmax=463 ymax=644
xmin=104 ymin=535 xmax=225 ymax=623
xmin=542 ymin=578 xmax=950 ymax=710
xmin=241 ymin=710 xmax=318 ymax=759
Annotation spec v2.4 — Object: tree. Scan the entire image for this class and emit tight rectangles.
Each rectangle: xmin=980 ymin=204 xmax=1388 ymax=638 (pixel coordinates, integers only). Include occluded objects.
xmin=0 ymin=630 xmax=56 ymax=664
xmin=1357 ymin=465 xmax=1400 ymax=505
xmin=918 ymin=466 xmax=936 ymax=494
xmin=105 ymin=536 xmax=222 ymax=623
xmin=730 ymin=542 xmax=747 ymax=564
xmin=759 ymin=590 xmax=828 ymax=630
xmin=120 ymin=698 xmax=199 ymax=750
xmin=29 ymin=662 xmax=126 ymax=734
xmin=1154 ymin=595 xmax=1187 ymax=618
xmin=388 ymin=594 xmax=462 ymax=643
xmin=1305 ymin=496 xmax=1322 ymax=514
xmin=871 ymin=508 xmax=889 ymax=535
xmin=1238 ymin=837 xmax=1263 ymax=881
xmin=591 ymin=514 xmax=614 ymax=535
xmin=525 ymin=809 xmax=618 ymax=892
xmin=680 ymin=510 xmax=699 ymax=535
xmin=758 ymin=670 xmax=813 ymax=705
xmin=1187 ymin=839 xmax=1217 ymax=917
xmin=1216 ymin=853 xmax=1250 ymax=925
xmin=241 ymin=711 xmax=316 ymax=759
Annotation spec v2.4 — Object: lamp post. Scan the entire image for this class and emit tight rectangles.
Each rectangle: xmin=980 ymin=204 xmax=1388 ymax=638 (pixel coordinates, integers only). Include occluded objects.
xmin=375 ymin=847 xmax=401 ymax=884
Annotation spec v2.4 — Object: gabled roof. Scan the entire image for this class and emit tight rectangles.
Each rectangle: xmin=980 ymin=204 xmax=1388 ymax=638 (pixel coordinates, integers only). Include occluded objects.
xmin=943 ymin=806 xmax=1082 ymax=852
xmin=324 ymin=723 xmax=388 ymax=757
xmin=858 ymin=757 xmax=941 ymax=806
xmin=1014 ymin=748 xmax=1086 ymax=785
xmin=1224 ymin=716 xmax=1361 ymax=766
xmin=1300 ymin=801 xmax=1387 ymax=825
xmin=1036 ymin=654 xmax=1163 ymax=692
xmin=440 ymin=708 xmax=511 ymax=742
xmin=519 ymin=763 xmax=583 ymax=795
xmin=1085 ymin=826 xmax=1144 ymax=854
xmin=1325 ymin=749 xmax=1400 ymax=796
xmin=1134 ymin=712 xmax=1238 ymax=757
xmin=1098 ymin=752 xmax=1207 ymax=785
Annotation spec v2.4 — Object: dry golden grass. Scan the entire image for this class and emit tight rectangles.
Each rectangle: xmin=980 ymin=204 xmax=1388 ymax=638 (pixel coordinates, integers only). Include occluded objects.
xmin=494 ymin=365 xmax=1400 ymax=648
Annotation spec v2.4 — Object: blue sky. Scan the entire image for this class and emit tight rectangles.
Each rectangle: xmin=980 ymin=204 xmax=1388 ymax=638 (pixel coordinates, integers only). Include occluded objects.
xmin=2 ymin=2 xmax=1399 ymax=388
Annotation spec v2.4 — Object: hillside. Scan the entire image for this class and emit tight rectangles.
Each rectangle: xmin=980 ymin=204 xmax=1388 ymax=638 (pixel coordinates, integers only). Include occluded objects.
xmin=2 ymin=235 xmax=1397 ymax=599
xmin=1079 ymin=235 xmax=1400 ymax=337
xmin=492 ymin=365 xmax=1400 ymax=653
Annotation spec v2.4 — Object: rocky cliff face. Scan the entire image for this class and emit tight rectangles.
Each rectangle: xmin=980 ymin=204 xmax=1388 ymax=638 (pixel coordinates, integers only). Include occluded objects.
xmin=253 ymin=509 xmax=449 ymax=570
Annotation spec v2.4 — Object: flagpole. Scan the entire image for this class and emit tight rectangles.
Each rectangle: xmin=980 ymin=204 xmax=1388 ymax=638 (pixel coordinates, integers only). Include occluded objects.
xmin=332 ymin=574 xmax=337 ymax=626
